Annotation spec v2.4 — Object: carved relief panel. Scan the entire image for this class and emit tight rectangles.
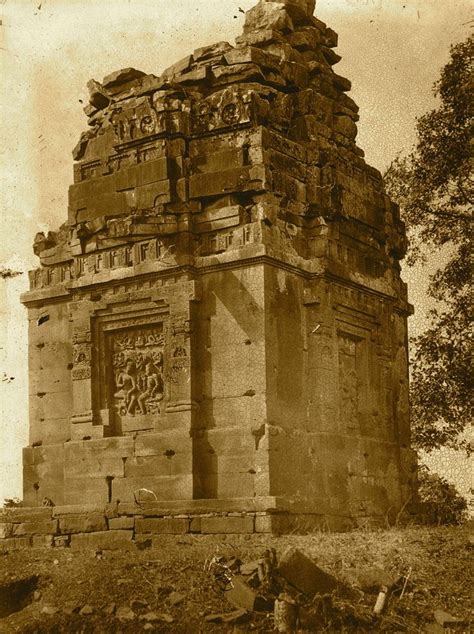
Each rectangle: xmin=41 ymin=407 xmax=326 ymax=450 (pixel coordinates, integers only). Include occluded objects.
xmin=101 ymin=323 xmax=167 ymax=434
xmin=109 ymin=327 xmax=165 ymax=418
xmin=337 ymin=332 xmax=364 ymax=434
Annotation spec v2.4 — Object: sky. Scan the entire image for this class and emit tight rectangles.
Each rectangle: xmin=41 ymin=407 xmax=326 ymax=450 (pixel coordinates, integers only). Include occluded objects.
xmin=0 ymin=0 xmax=472 ymax=502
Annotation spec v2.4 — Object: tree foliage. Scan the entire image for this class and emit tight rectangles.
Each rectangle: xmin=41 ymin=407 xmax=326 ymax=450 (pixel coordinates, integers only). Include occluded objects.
xmin=417 ymin=465 xmax=468 ymax=525
xmin=385 ymin=36 xmax=473 ymax=453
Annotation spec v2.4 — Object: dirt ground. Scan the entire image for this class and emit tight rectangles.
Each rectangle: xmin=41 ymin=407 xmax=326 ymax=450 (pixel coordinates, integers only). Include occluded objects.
xmin=0 ymin=525 xmax=472 ymax=633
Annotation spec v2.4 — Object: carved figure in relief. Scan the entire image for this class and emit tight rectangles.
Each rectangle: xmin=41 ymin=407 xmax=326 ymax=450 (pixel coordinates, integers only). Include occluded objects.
xmin=137 ymin=362 xmax=164 ymax=414
xmin=114 ymin=360 xmax=139 ymax=414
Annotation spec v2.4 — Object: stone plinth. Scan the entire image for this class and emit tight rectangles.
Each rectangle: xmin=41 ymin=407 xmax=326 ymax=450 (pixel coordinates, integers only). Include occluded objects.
xmin=15 ymin=0 xmax=417 ymax=536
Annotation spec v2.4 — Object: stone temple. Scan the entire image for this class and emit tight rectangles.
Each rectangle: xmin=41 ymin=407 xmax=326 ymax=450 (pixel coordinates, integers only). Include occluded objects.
xmin=13 ymin=0 xmax=417 ymax=538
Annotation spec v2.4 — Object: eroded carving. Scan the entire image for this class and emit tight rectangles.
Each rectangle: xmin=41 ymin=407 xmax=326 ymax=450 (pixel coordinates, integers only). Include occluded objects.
xmin=338 ymin=333 xmax=361 ymax=432
xmin=111 ymin=98 xmax=164 ymax=144
xmin=110 ymin=328 xmax=165 ymax=416
xmin=72 ymin=367 xmax=92 ymax=381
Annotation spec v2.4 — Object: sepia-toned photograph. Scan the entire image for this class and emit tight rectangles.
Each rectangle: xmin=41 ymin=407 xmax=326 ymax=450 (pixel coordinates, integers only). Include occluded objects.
xmin=0 ymin=0 xmax=472 ymax=631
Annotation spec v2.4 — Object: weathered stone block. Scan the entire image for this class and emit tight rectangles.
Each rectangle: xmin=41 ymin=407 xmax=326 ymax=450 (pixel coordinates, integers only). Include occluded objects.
xmin=244 ymin=2 xmax=295 ymax=33
xmin=63 ymin=477 xmax=110 ymax=506
xmin=59 ymin=514 xmax=107 ymax=534
xmin=2 ymin=507 xmax=53 ymax=522
xmin=189 ymin=517 xmax=201 ymax=533
xmin=12 ymin=520 xmax=58 ymax=536
xmin=226 ymin=575 xmax=261 ymax=611
xmin=64 ymin=438 xmax=134 ymax=481
xmin=64 ymin=456 xmax=125 ymax=479
xmin=124 ymin=454 xmax=192 ymax=478
xmin=102 ymin=67 xmax=146 ymax=90
xmin=70 ymin=530 xmax=134 ymax=550
xmin=0 ymin=523 xmax=13 ymax=539
xmin=224 ymin=47 xmax=280 ymax=71
xmin=53 ymin=504 xmax=105 ymax=517
xmin=32 ymin=534 xmax=54 ymax=548
xmin=134 ymin=432 xmax=190 ymax=457
xmin=287 ymin=27 xmax=320 ymax=50
xmin=23 ymin=458 xmax=65 ymax=506
xmin=278 ymin=548 xmax=339 ymax=595
xmin=108 ymin=517 xmax=135 ymax=530
xmin=0 ymin=537 xmax=32 ymax=551
xmin=191 ymin=149 xmax=245 ymax=175
xmin=189 ymin=167 xmax=252 ymax=199
xmin=162 ymin=54 xmax=193 ymax=77
xmin=111 ymin=475 xmax=193 ymax=502
xmin=200 ymin=516 xmax=254 ymax=534
xmin=135 ymin=518 xmax=189 ymax=534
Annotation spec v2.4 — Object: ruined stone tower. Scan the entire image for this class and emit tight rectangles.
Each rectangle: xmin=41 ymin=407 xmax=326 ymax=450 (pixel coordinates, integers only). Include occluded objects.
xmin=18 ymin=0 xmax=417 ymax=535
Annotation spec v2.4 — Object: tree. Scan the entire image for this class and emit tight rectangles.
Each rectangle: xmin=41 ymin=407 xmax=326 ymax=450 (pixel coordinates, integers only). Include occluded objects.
xmin=417 ymin=465 xmax=468 ymax=525
xmin=385 ymin=36 xmax=473 ymax=454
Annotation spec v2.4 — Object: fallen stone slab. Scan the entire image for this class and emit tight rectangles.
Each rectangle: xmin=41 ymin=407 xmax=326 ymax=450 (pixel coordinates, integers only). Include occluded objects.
xmin=226 ymin=575 xmax=273 ymax=612
xmin=140 ymin=611 xmax=160 ymax=622
xmin=240 ymin=560 xmax=262 ymax=576
xmin=278 ymin=547 xmax=339 ymax=597
xmin=139 ymin=611 xmax=175 ymax=623
xmin=342 ymin=566 xmax=399 ymax=593
xmin=434 ymin=609 xmax=468 ymax=629
xmin=168 ymin=591 xmax=185 ymax=606
xmin=205 ymin=608 xmax=248 ymax=623
xmin=116 ymin=606 xmax=136 ymax=621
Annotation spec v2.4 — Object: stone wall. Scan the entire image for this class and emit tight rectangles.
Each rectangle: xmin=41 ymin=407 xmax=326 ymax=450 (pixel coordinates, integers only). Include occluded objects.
xmin=14 ymin=0 xmax=418 ymax=535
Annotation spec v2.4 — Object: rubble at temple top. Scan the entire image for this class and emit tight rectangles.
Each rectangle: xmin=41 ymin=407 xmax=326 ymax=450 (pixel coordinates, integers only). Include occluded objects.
xmin=76 ymin=0 xmax=360 ymax=161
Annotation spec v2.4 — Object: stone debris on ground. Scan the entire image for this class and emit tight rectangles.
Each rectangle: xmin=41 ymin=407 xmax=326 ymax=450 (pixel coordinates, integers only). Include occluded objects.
xmin=62 ymin=602 xmax=81 ymax=615
xmin=138 ymin=611 xmax=174 ymax=624
xmin=167 ymin=590 xmax=185 ymax=606
xmin=115 ymin=605 xmax=136 ymax=621
xmin=0 ymin=526 xmax=471 ymax=632
xmin=130 ymin=598 xmax=149 ymax=611
xmin=202 ymin=546 xmax=415 ymax=631
xmin=204 ymin=608 xmax=248 ymax=623
xmin=277 ymin=546 xmax=340 ymax=597
xmin=427 ymin=608 xmax=470 ymax=632
xmin=200 ymin=543 xmax=469 ymax=632
xmin=342 ymin=566 xmax=400 ymax=593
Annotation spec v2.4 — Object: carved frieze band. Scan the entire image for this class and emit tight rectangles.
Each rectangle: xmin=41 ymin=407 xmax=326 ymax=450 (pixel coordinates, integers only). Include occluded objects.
xmin=29 ymin=224 xmax=258 ymax=292
xmin=29 ymin=238 xmax=166 ymax=290
xmin=75 ymin=87 xmax=255 ymax=184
